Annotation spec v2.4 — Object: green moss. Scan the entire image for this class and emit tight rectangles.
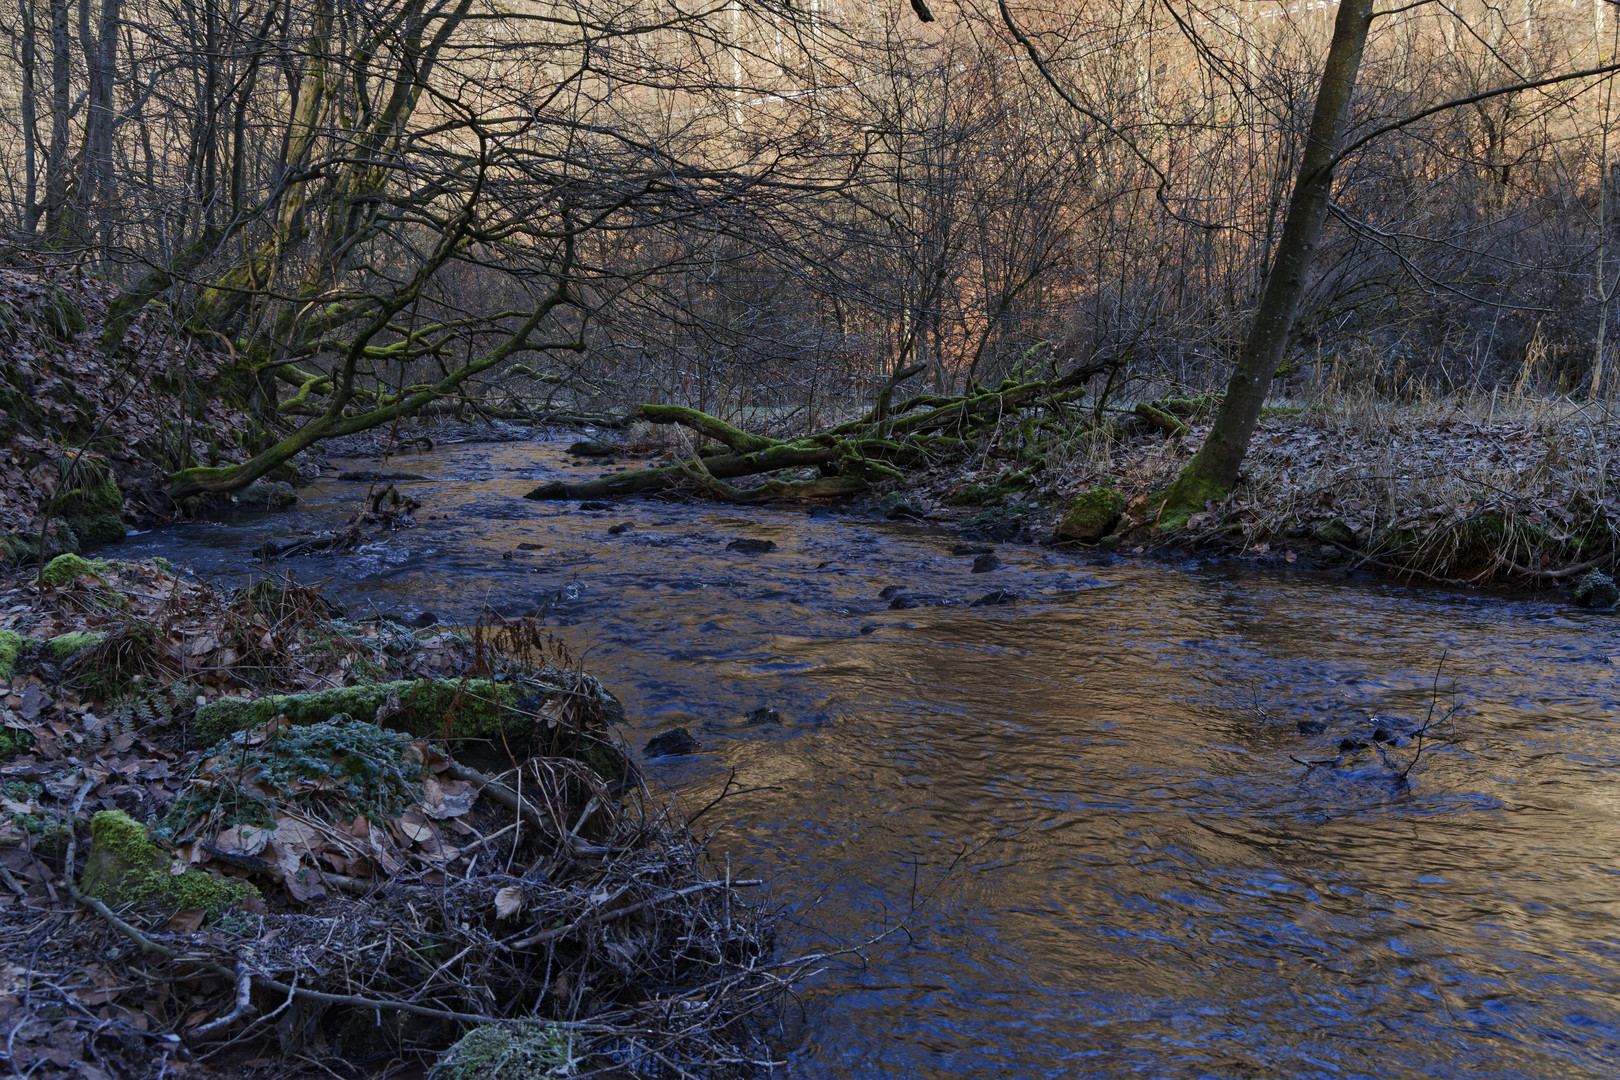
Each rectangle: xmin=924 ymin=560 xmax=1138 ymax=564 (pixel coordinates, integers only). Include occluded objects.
xmin=0 ymin=629 xmax=25 ymax=680
xmin=0 ymin=727 xmax=35 ymax=761
xmin=54 ymin=455 xmax=125 ymax=547
xmin=1153 ymin=469 xmax=1230 ymax=532
xmin=1057 ymin=487 xmax=1126 ymax=543
xmin=47 ymin=631 xmax=108 ymax=662
xmin=430 ymin=1023 xmax=581 ymax=1080
xmin=38 ymin=553 xmax=107 ymax=586
xmin=1314 ymin=518 xmax=1357 ymax=548
xmin=80 ymin=810 xmax=256 ymax=918
xmin=947 ymin=469 xmax=1035 ymax=506
xmin=39 ymin=287 xmax=86 ymax=340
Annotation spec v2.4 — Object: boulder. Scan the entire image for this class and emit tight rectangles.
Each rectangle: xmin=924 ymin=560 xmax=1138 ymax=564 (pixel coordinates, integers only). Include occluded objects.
xmin=80 ymin=810 xmax=256 ymax=919
xmin=1055 ymin=487 xmax=1125 ymax=543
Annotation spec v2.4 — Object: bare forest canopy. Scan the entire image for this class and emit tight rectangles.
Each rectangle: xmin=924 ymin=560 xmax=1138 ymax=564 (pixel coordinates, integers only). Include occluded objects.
xmin=3 ymin=0 xmax=1620 ymax=495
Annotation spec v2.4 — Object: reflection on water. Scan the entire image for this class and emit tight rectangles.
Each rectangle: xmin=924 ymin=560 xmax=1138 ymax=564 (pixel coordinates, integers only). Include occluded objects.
xmin=117 ymin=440 xmax=1620 ymax=1079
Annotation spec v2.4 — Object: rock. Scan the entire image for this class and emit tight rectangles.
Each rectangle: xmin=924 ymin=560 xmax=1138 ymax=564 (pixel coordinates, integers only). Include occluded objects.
xmin=971 ymin=554 xmax=1002 ymax=573
xmin=885 ymin=501 xmax=927 ymax=521
xmin=37 ymin=553 xmax=108 ymax=586
xmin=878 ymin=584 xmax=906 ymax=599
xmin=412 ymin=611 xmax=439 ymax=628
xmin=236 ymin=480 xmax=298 ymax=510
xmin=859 ymin=625 xmax=878 ymax=635
xmin=80 ymin=810 xmax=256 ymax=919
xmin=608 ymin=521 xmax=633 ymax=535
xmin=578 ymin=500 xmax=614 ymax=510
xmin=1338 ymin=738 xmax=1369 ymax=752
xmin=645 ymin=727 xmax=698 ymax=757
xmin=517 ymin=542 xmax=544 ymax=550
xmin=0 ymin=629 xmax=27 ymax=680
xmin=890 ymin=594 xmax=951 ymax=609
xmin=1297 ymin=720 xmax=1327 ymax=735
xmin=567 ymin=439 xmax=615 ymax=457
xmin=726 ymin=538 xmax=777 ymax=553
xmin=951 ymin=543 xmax=995 ymax=556
xmin=1056 ymin=487 xmax=1126 ymax=544
xmin=1573 ymin=570 xmax=1620 ymax=610
xmin=1314 ymin=518 xmax=1357 ymax=549
xmin=1372 ymin=727 xmax=1394 ymax=743
xmin=336 ymin=469 xmax=428 ymax=482
xmin=969 ymin=589 xmax=1018 ymax=607
xmin=744 ymin=707 xmax=781 ymax=725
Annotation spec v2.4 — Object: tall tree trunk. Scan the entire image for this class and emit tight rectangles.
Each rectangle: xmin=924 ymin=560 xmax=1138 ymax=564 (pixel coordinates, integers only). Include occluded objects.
xmin=42 ymin=0 xmax=70 ymax=239
xmin=18 ymin=0 xmax=40 ymax=233
xmin=1156 ymin=0 xmax=1376 ymax=527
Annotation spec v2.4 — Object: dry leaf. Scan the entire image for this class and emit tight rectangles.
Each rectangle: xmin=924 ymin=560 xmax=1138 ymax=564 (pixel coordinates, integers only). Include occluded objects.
xmin=493 ymin=885 xmax=525 ymax=920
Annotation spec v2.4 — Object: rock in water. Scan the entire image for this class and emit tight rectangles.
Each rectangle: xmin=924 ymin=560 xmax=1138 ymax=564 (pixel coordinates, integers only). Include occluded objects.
xmin=568 ymin=440 xmax=614 ymax=457
xmin=608 ymin=522 xmax=633 ymax=535
xmin=744 ymin=707 xmax=781 ymax=725
xmin=578 ymin=500 xmax=614 ymax=510
xmin=1297 ymin=720 xmax=1327 ymax=735
xmin=336 ymin=469 xmax=427 ymax=482
xmin=1574 ymin=570 xmax=1620 ymax=610
xmin=951 ymin=543 xmax=995 ymax=556
xmin=971 ymin=554 xmax=1002 ymax=573
xmin=236 ymin=481 xmax=298 ymax=510
xmin=969 ymin=589 xmax=1018 ymax=607
xmin=645 ymin=727 xmax=698 ymax=757
xmin=726 ymin=538 xmax=776 ymax=553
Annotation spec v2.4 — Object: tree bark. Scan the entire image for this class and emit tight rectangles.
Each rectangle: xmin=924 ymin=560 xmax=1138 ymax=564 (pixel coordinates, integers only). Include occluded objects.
xmin=1157 ymin=0 xmax=1376 ymax=526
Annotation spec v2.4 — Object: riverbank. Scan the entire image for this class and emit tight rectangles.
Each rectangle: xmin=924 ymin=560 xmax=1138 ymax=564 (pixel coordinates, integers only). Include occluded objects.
xmin=0 ymin=556 xmax=777 ymax=1079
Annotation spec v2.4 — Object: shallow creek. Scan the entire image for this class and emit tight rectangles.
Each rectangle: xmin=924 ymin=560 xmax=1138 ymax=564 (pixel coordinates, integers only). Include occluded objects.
xmin=116 ymin=439 xmax=1620 ymax=1079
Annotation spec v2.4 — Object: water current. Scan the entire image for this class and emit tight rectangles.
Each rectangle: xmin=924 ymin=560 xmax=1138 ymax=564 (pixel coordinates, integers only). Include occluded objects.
xmin=116 ymin=438 xmax=1620 ymax=1079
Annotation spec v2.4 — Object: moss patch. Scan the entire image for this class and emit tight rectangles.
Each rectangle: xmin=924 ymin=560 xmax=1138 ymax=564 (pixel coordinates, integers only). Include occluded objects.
xmin=430 ymin=1023 xmax=581 ymax=1080
xmin=47 ymin=631 xmax=109 ymax=663
xmin=80 ymin=810 xmax=256 ymax=918
xmin=1057 ymin=487 xmax=1126 ymax=543
xmin=0 ymin=629 xmax=26 ymax=680
xmin=54 ymin=454 xmax=126 ymax=547
xmin=38 ymin=553 xmax=108 ymax=586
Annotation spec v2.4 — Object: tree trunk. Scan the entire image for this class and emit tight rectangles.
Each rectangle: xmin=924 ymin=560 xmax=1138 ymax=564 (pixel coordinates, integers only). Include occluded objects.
xmin=18 ymin=0 xmax=40 ymax=234
xmin=1156 ymin=0 xmax=1376 ymax=527
xmin=42 ymin=0 xmax=70 ymax=239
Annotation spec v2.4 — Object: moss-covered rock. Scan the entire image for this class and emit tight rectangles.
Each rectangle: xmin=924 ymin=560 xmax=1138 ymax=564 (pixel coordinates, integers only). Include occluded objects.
xmin=1057 ymin=487 xmax=1126 ymax=543
xmin=0 ymin=629 xmax=25 ymax=680
xmin=47 ymin=631 xmax=109 ymax=662
xmin=946 ymin=470 xmax=1036 ymax=506
xmin=236 ymin=481 xmax=298 ymax=510
xmin=80 ymin=810 xmax=256 ymax=918
xmin=38 ymin=552 xmax=108 ymax=586
xmin=54 ymin=454 xmax=126 ymax=547
xmin=189 ymin=677 xmax=631 ymax=784
xmin=1573 ymin=570 xmax=1620 ymax=610
xmin=1314 ymin=518 xmax=1357 ymax=549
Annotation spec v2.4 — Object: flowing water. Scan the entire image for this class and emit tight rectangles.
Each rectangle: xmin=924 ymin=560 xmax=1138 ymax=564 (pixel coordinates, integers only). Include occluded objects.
xmin=117 ymin=439 xmax=1620 ymax=1079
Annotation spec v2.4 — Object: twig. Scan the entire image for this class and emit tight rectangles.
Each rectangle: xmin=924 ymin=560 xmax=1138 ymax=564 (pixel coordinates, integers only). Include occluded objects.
xmin=191 ymin=963 xmax=254 ymax=1038
xmin=502 ymin=879 xmax=763 ymax=951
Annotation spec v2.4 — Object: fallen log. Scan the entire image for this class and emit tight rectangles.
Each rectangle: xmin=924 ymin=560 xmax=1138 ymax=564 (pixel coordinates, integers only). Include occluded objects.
xmin=525 ymin=360 xmax=1119 ymax=503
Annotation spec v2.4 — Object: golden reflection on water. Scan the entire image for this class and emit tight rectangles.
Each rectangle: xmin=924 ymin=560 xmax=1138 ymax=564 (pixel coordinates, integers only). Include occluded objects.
xmin=119 ymin=440 xmax=1620 ymax=1079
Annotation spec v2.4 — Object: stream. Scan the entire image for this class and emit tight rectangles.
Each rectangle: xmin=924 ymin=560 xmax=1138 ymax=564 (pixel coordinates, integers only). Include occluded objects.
xmin=115 ymin=438 xmax=1620 ymax=1079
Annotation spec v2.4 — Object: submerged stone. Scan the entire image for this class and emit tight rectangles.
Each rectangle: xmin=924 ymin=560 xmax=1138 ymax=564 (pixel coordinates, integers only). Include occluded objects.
xmin=726 ymin=538 xmax=776 ymax=553
xmin=236 ymin=480 xmax=298 ymax=510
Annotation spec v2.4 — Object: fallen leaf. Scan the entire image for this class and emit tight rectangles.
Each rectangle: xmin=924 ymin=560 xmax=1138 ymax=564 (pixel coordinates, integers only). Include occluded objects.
xmin=494 ymin=885 xmax=525 ymax=919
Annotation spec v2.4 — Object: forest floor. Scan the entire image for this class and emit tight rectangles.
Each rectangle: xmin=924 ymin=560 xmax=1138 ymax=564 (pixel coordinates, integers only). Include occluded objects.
xmin=0 ymin=555 xmax=778 ymax=1080
xmin=918 ymin=390 xmax=1620 ymax=596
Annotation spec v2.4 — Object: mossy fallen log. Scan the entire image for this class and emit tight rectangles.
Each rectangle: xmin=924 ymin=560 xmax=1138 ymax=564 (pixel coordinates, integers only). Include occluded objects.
xmin=188 ymin=675 xmax=632 ymax=784
xmin=526 ymin=360 xmax=1118 ymax=504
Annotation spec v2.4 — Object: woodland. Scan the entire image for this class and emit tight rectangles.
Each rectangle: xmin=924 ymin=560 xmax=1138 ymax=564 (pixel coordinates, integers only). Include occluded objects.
xmin=3 ymin=0 xmax=1620 ymax=1076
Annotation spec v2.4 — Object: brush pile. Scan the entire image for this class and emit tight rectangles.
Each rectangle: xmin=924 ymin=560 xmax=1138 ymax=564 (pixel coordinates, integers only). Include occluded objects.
xmin=1 ymin=558 xmax=779 ymax=1080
